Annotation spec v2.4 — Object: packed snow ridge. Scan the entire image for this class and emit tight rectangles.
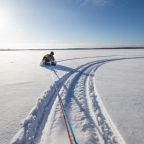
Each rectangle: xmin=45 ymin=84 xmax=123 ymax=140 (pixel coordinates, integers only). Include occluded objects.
xmin=11 ymin=57 xmax=143 ymax=144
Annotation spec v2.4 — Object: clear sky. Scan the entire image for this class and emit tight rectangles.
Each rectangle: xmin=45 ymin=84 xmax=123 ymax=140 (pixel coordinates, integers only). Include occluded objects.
xmin=0 ymin=0 xmax=144 ymax=49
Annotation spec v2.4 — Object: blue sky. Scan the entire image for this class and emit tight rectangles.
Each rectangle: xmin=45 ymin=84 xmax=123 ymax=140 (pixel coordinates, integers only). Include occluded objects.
xmin=0 ymin=0 xmax=144 ymax=49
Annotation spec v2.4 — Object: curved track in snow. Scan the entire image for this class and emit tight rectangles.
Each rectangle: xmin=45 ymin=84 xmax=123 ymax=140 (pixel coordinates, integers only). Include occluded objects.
xmin=38 ymin=58 xmax=128 ymax=144
xmin=11 ymin=56 xmax=144 ymax=144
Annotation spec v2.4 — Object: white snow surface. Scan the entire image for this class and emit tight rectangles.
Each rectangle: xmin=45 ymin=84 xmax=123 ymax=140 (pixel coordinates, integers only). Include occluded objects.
xmin=0 ymin=49 xmax=144 ymax=144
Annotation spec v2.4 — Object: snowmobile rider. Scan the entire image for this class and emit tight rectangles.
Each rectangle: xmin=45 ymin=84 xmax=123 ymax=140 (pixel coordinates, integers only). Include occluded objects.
xmin=42 ymin=51 xmax=56 ymax=65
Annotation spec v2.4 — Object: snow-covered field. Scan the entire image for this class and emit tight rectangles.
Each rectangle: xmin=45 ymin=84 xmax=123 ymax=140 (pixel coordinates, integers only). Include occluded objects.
xmin=0 ymin=49 xmax=144 ymax=144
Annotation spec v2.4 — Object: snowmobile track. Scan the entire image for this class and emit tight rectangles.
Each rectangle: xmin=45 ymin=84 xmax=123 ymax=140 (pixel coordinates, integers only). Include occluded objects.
xmin=38 ymin=58 xmax=128 ymax=144
xmin=12 ymin=57 xmax=144 ymax=144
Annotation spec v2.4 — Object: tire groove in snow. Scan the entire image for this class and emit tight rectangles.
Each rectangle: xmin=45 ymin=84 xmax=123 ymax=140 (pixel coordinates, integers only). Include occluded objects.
xmin=12 ymin=57 xmax=144 ymax=144
xmin=86 ymin=65 xmax=118 ymax=144
xmin=39 ymin=59 xmax=126 ymax=144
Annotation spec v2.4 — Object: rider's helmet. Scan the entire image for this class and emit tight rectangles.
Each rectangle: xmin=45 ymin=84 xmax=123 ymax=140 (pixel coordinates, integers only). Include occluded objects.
xmin=50 ymin=51 xmax=54 ymax=55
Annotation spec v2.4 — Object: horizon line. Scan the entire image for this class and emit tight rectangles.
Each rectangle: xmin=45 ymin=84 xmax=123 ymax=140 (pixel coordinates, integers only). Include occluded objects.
xmin=0 ymin=47 xmax=144 ymax=51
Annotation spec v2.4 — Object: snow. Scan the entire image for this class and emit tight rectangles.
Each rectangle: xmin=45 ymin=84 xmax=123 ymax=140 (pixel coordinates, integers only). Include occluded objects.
xmin=95 ymin=58 xmax=144 ymax=144
xmin=0 ymin=49 xmax=144 ymax=144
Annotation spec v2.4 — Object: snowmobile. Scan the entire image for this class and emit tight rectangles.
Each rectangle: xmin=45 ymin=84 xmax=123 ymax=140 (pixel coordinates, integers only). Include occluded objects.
xmin=41 ymin=59 xmax=57 ymax=66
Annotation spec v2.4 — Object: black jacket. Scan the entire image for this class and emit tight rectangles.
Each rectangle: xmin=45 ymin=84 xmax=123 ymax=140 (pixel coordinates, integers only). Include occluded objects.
xmin=43 ymin=54 xmax=55 ymax=62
